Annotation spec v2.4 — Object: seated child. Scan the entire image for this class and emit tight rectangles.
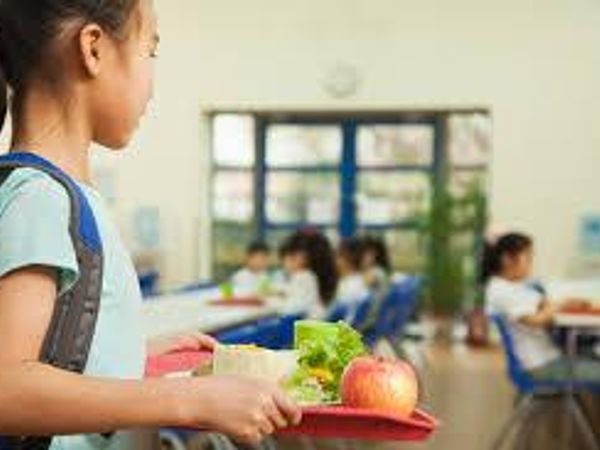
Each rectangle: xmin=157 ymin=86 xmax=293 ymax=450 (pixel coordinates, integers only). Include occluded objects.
xmin=360 ymin=235 xmax=391 ymax=294
xmin=277 ymin=230 xmax=338 ymax=318
xmin=359 ymin=235 xmax=392 ymax=328
xmin=231 ymin=241 xmax=271 ymax=295
xmin=335 ymin=238 xmax=371 ymax=307
xmin=485 ymin=232 xmax=600 ymax=382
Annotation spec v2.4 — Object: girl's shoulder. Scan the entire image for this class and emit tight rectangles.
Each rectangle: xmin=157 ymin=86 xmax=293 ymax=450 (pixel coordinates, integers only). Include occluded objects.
xmin=0 ymin=167 xmax=69 ymax=208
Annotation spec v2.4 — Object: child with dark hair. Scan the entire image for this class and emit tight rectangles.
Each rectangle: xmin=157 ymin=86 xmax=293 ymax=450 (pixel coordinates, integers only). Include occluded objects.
xmin=278 ymin=229 xmax=338 ymax=318
xmin=485 ymin=233 xmax=599 ymax=381
xmin=335 ymin=238 xmax=370 ymax=306
xmin=360 ymin=235 xmax=391 ymax=292
xmin=0 ymin=0 xmax=300 ymax=447
xmin=231 ymin=241 xmax=271 ymax=294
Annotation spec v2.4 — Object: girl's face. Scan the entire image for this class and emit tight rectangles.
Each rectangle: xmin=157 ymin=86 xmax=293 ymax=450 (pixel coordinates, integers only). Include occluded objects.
xmin=90 ymin=0 xmax=158 ymax=149
xmin=362 ymin=249 xmax=376 ymax=270
xmin=502 ymin=248 xmax=533 ymax=280
xmin=283 ymin=252 xmax=307 ymax=274
xmin=336 ymin=252 xmax=352 ymax=276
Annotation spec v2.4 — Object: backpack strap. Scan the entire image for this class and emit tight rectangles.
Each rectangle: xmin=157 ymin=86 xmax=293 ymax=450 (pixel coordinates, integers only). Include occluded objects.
xmin=0 ymin=152 xmax=104 ymax=450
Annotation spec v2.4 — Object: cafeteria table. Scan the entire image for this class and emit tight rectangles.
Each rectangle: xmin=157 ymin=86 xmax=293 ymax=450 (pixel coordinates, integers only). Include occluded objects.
xmin=553 ymin=311 xmax=600 ymax=449
xmin=142 ymin=288 xmax=279 ymax=339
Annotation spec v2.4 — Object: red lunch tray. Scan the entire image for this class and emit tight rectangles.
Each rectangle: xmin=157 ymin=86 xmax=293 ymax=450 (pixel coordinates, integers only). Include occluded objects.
xmin=207 ymin=297 xmax=265 ymax=307
xmin=146 ymin=350 xmax=438 ymax=442
xmin=278 ymin=405 xmax=438 ymax=441
xmin=145 ymin=350 xmax=213 ymax=378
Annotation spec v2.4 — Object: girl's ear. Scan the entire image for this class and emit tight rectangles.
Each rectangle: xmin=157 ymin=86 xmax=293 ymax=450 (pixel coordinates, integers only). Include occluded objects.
xmin=78 ymin=23 xmax=106 ymax=78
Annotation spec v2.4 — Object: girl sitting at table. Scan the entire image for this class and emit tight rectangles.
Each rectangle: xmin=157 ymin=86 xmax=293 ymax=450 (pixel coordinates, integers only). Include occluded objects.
xmin=276 ymin=229 xmax=338 ymax=318
xmin=484 ymin=232 xmax=600 ymax=382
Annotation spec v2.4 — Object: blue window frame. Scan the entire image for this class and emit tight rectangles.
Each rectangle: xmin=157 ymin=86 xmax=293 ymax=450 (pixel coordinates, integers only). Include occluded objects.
xmin=211 ymin=110 xmax=491 ymax=284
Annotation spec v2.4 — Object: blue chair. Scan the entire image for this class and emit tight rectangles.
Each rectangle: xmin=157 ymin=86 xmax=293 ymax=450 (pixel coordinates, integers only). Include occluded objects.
xmin=215 ymin=317 xmax=283 ymax=347
xmin=389 ymin=276 xmax=422 ymax=339
xmin=351 ymin=295 xmax=374 ymax=330
xmin=273 ymin=313 xmax=306 ymax=349
xmin=490 ymin=314 xmax=600 ymax=450
xmin=176 ymin=281 xmax=218 ymax=293
xmin=325 ymin=302 xmax=351 ymax=323
xmin=253 ymin=317 xmax=282 ymax=347
xmin=214 ymin=323 xmax=260 ymax=345
xmin=364 ymin=276 xmax=422 ymax=348
xmin=138 ymin=270 xmax=159 ymax=298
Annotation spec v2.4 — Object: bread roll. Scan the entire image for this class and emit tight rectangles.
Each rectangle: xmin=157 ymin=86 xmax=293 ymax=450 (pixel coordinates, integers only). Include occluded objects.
xmin=212 ymin=345 xmax=298 ymax=383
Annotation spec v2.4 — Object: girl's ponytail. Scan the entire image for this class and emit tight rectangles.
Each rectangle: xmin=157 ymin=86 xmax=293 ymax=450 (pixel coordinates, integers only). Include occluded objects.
xmin=280 ymin=229 xmax=338 ymax=305
xmin=480 ymin=240 xmax=500 ymax=284
xmin=0 ymin=62 xmax=7 ymax=135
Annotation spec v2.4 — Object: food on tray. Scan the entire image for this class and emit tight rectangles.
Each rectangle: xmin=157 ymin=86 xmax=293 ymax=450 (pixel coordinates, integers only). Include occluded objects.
xmin=341 ymin=355 xmax=419 ymax=419
xmin=192 ymin=321 xmax=420 ymax=417
xmin=212 ymin=344 xmax=298 ymax=383
xmin=284 ymin=321 xmax=367 ymax=405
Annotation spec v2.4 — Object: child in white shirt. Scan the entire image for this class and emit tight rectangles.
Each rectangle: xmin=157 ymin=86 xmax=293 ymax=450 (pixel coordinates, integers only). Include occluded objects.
xmin=231 ymin=241 xmax=271 ymax=295
xmin=360 ymin=235 xmax=391 ymax=294
xmin=484 ymin=233 xmax=599 ymax=381
xmin=334 ymin=238 xmax=370 ymax=319
xmin=277 ymin=230 xmax=338 ymax=318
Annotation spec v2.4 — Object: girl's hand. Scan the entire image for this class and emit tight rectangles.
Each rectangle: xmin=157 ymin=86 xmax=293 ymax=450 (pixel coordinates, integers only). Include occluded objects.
xmin=175 ymin=376 xmax=302 ymax=445
xmin=147 ymin=332 xmax=218 ymax=356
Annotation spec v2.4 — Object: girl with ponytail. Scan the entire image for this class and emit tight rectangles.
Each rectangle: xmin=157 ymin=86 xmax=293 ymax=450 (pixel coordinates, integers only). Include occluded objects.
xmin=278 ymin=229 xmax=338 ymax=318
xmin=0 ymin=1 xmax=299 ymax=449
xmin=485 ymin=232 xmax=599 ymax=381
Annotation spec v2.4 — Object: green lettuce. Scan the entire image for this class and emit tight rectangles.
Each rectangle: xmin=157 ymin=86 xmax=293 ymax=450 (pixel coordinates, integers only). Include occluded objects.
xmin=286 ymin=320 xmax=367 ymax=404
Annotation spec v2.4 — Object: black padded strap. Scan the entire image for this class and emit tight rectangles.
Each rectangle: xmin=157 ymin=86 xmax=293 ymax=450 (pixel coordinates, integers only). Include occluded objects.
xmin=0 ymin=155 xmax=104 ymax=450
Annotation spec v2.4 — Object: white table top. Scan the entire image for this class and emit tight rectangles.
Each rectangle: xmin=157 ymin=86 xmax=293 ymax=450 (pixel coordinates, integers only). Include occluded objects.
xmin=546 ymin=278 xmax=600 ymax=303
xmin=553 ymin=312 xmax=600 ymax=329
xmin=142 ymin=289 xmax=278 ymax=339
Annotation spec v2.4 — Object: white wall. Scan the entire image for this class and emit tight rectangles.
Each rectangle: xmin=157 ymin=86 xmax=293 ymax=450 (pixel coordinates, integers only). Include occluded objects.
xmin=89 ymin=0 xmax=600 ymax=285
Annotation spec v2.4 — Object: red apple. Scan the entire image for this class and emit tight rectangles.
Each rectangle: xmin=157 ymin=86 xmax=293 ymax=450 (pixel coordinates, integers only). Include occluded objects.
xmin=341 ymin=356 xmax=419 ymax=418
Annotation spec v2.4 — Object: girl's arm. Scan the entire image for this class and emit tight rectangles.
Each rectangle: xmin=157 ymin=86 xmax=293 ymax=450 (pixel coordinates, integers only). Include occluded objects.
xmin=519 ymin=300 xmax=554 ymax=328
xmin=0 ymin=267 xmax=300 ymax=443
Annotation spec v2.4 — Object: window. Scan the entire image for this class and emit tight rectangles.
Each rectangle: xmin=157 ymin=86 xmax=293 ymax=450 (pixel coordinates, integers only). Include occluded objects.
xmin=210 ymin=110 xmax=491 ymax=309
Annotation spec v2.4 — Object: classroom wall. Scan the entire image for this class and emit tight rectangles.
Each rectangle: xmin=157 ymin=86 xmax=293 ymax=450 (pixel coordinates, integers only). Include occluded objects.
xmin=7 ymin=0 xmax=600 ymax=287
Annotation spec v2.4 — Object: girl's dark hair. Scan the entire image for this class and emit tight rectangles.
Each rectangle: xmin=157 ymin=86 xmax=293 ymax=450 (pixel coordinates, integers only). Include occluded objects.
xmin=338 ymin=238 xmax=365 ymax=272
xmin=480 ymin=232 xmax=533 ymax=283
xmin=361 ymin=235 xmax=391 ymax=273
xmin=0 ymin=0 xmax=140 ymax=133
xmin=280 ymin=229 xmax=338 ymax=304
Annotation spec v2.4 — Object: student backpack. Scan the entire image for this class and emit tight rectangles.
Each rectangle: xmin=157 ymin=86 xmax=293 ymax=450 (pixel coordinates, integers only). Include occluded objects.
xmin=0 ymin=152 xmax=104 ymax=450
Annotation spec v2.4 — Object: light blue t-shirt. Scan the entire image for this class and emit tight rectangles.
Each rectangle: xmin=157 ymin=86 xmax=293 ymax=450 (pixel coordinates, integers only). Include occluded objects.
xmin=0 ymin=168 xmax=146 ymax=450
